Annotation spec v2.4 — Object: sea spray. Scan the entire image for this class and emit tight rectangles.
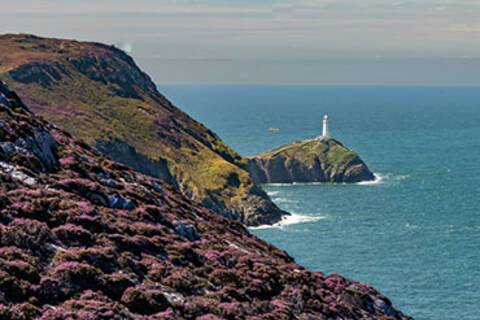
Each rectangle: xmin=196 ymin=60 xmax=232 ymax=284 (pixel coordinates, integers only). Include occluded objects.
xmin=356 ymin=173 xmax=410 ymax=186
xmin=250 ymin=212 xmax=327 ymax=230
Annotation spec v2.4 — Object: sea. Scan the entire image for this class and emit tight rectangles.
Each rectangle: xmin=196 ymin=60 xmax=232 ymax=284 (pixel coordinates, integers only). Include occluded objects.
xmin=160 ymin=85 xmax=480 ymax=320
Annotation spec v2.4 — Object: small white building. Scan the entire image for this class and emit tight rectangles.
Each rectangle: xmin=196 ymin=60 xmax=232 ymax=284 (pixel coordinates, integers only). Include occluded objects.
xmin=322 ymin=114 xmax=330 ymax=139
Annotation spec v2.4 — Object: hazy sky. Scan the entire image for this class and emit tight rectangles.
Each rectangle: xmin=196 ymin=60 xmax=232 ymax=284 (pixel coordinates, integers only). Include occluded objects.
xmin=2 ymin=0 xmax=480 ymax=84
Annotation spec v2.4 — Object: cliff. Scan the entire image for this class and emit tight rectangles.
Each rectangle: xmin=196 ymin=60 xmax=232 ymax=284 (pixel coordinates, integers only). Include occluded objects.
xmin=248 ymin=138 xmax=375 ymax=184
xmin=0 ymin=82 xmax=409 ymax=319
xmin=0 ymin=34 xmax=285 ymax=226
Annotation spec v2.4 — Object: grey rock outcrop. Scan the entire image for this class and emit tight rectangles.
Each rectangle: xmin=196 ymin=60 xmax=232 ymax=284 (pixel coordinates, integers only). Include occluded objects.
xmin=248 ymin=138 xmax=375 ymax=184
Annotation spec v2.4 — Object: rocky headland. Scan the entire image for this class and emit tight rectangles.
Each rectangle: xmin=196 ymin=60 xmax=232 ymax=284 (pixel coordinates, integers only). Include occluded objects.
xmin=0 ymin=82 xmax=409 ymax=319
xmin=0 ymin=34 xmax=285 ymax=226
xmin=248 ymin=138 xmax=375 ymax=184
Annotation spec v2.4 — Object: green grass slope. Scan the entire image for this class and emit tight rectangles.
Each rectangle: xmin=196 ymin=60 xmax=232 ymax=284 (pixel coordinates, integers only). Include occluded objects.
xmin=0 ymin=34 xmax=285 ymax=226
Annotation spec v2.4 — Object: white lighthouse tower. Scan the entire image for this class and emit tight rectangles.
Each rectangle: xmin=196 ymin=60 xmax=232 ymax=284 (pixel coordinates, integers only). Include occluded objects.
xmin=322 ymin=114 xmax=330 ymax=139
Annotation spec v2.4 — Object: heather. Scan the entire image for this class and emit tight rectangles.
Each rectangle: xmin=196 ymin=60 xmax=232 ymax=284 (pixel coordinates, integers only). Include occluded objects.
xmin=0 ymin=82 xmax=410 ymax=319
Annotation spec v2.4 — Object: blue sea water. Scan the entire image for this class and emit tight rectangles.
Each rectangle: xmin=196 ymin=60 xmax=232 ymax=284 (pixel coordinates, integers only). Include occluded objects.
xmin=159 ymin=85 xmax=480 ymax=320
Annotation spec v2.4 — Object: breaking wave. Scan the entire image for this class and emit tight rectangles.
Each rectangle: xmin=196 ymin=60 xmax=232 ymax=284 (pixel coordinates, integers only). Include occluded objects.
xmin=356 ymin=173 xmax=410 ymax=186
xmin=271 ymin=197 xmax=297 ymax=204
xmin=266 ymin=182 xmax=326 ymax=187
xmin=267 ymin=191 xmax=279 ymax=196
xmin=250 ymin=213 xmax=326 ymax=230
xmin=264 ymin=173 xmax=410 ymax=188
xmin=356 ymin=173 xmax=385 ymax=185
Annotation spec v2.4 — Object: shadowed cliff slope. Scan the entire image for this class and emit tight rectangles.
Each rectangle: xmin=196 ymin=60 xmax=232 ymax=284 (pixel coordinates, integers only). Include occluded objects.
xmin=0 ymin=34 xmax=285 ymax=226
xmin=0 ymin=82 xmax=410 ymax=319
xmin=248 ymin=138 xmax=375 ymax=184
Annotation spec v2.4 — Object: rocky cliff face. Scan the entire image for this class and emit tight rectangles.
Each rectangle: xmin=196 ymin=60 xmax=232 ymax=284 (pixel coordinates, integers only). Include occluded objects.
xmin=0 ymin=34 xmax=285 ymax=226
xmin=0 ymin=82 xmax=409 ymax=319
xmin=248 ymin=138 xmax=375 ymax=184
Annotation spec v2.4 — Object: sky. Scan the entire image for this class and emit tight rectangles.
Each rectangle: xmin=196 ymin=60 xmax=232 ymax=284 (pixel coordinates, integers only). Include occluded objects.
xmin=1 ymin=0 xmax=480 ymax=84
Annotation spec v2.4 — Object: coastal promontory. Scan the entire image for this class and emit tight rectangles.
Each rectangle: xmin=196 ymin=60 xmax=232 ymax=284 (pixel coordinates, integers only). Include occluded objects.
xmin=0 ymin=34 xmax=285 ymax=226
xmin=248 ymin=137 xmax=375 ymax=184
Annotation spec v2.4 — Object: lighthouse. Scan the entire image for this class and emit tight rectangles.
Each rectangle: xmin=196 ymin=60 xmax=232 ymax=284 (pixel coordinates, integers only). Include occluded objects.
xmin=322 ymin=114 xmax=330 ymax=139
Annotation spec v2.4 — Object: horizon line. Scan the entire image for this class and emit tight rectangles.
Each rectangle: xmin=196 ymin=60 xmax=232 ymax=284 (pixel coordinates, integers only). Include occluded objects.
xmin=157 ymin=83 xmax=480 ymax=87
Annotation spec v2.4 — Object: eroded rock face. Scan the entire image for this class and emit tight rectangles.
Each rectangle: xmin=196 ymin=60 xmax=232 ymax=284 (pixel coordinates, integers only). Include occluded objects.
xmin=0 ymin=84 xmax=410 ymax=319
xmin=9 ymin=62 xmax=65 ymax=88
xmin=248 ymin=138 xmax=375 ymax=184
xmin=96 ymin=138 xmax=176 ymax=188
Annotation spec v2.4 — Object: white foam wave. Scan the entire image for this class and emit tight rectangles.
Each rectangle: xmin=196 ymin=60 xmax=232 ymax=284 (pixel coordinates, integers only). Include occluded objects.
xmin=265 ymin=173 xmax=410 ymax=188
xmin=272 ymin=197 xmax=295 ymax=204
xmin=267 ymin=191 xmax=279 ymax=196
xmin=395 ymin=174 xmax=410 ymax=181
xmin=250 ymin=213 xmax=326 ymax=230
xmin=266 ymin=182 xmax=326 ymax=187
xmin=356 ymin=173 xmax=411 ymax=186
xmin=356 ymin=173 xmax=385 ymax=186
xmin=266 ymin=182 xmax=300 ymax=187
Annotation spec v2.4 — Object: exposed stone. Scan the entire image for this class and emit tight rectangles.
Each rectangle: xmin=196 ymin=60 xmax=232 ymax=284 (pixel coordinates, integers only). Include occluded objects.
xmin=173 ymin=221 xmax=200 ymax=242
xmin=107 ymin=193 xmax=135 ymax=210
xmin=96 ymin=139 xmax=176 ymax=188
xmin=0 ymin=162 xmax=37 ymax=186
xmin=248 ymin=138 xmax=375 ymax=184
xmin=9 ymin=62 xmax=64 ymax=87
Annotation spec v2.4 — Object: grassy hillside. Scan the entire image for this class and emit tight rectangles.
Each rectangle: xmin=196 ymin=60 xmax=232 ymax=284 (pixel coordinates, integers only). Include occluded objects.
xmin=0 ymin=34 xmax=284 ymax=226
xmin=258 ymin=138 xmax=359 ymax=168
